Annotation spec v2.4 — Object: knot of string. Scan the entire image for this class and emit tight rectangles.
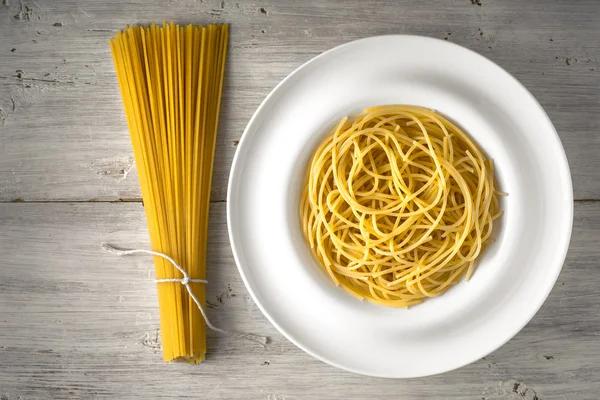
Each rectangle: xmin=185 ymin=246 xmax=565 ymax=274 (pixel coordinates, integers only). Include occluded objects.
xmin=102 ymin=243 xmax=268 ymax=346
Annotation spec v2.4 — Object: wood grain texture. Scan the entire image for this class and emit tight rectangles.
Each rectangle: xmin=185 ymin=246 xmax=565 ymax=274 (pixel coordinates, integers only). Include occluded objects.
xmin=0 ymin=0 xmax=599 ymax=201
xmin=0 ymin=0 xmax=599 ymax=399
xmin=0 ymin=202 xmax=598 ymax=400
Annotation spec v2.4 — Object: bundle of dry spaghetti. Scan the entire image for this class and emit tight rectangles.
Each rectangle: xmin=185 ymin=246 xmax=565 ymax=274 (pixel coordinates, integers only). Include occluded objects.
xmin=301 ymin=105 xmax=503 ymax=308
xmin=110 ymin=23 xmax=228 ymax=363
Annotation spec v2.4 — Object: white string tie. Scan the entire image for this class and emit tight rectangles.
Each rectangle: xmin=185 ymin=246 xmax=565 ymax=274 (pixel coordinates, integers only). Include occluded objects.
xmin=102 ymin=243 xmax=268 ymax=346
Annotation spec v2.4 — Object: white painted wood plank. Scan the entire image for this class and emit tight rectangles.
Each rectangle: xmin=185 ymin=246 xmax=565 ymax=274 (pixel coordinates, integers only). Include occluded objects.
xmin=0 ymin=202 xmax=598 ymax=399
xmin=0 ymin=0 xmax=599 ymax=201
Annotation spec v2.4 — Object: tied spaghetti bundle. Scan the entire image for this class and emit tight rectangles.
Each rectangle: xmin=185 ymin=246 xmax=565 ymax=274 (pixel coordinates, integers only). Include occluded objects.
xmin=110 ymin=23 xmax=228 ymax=363
xmin=301 ymin=105 xmax=503 ymax=307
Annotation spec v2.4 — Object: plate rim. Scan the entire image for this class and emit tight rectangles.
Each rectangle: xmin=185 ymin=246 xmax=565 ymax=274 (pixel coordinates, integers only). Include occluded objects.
xmin=226 ymin=34 xmax=574 ymax=378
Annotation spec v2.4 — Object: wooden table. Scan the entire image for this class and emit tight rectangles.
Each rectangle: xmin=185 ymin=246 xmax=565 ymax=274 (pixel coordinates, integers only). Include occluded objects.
xmin=1 ymin=0 xmax=599 ymax=398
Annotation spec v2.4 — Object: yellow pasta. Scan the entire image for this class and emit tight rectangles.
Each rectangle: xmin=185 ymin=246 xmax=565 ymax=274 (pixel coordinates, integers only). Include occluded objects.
xmin=301 ymin=105 xmax=503 ymax=307
xmin=110 ymin=23 xmax=228 ymax=362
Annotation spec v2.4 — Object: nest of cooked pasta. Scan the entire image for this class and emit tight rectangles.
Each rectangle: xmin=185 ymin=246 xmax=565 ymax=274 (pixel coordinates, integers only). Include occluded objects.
xmin=301 ymin=105 xmax=503 ymax=307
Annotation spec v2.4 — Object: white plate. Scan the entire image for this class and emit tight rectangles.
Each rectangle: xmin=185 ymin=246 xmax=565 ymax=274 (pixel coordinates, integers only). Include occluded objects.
xmin=227 ymin=36 xmax=573 ymax=378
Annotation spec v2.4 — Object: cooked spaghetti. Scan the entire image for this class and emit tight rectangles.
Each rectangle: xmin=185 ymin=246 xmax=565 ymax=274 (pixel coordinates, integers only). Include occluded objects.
xmin=110 ymin=23 xmax=228 ymax=362
xmin=301 ymin=105 xmax=503 ymax=307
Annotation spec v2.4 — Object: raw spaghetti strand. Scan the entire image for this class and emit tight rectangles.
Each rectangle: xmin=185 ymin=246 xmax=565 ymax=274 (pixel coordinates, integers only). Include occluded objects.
xmin=301 ymin=105 xmax=503 ymax=308
xmin=110 ymin=23 xmax=229 ymax=363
